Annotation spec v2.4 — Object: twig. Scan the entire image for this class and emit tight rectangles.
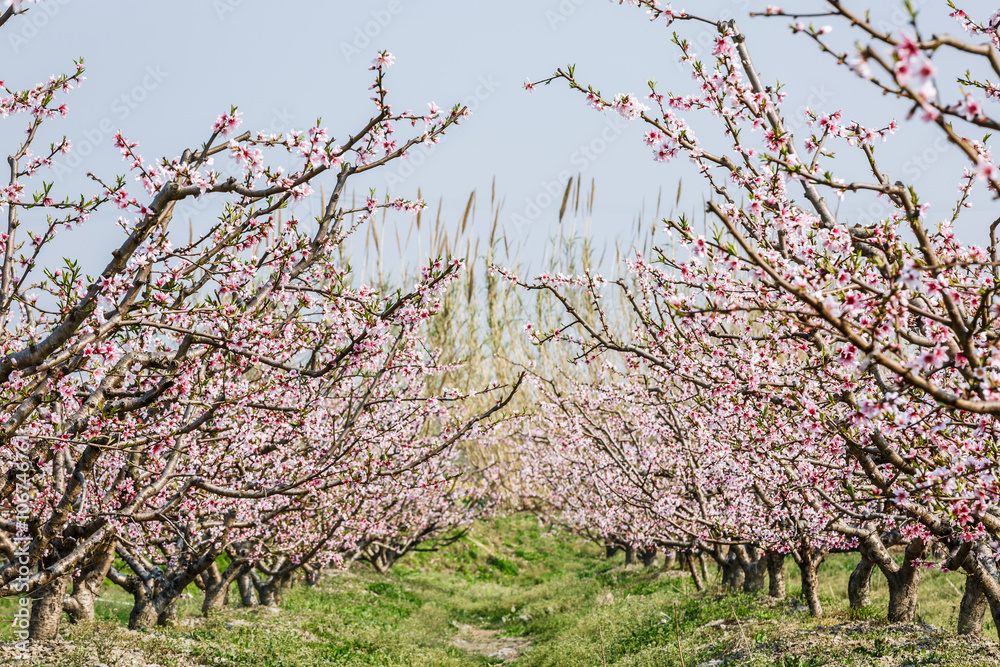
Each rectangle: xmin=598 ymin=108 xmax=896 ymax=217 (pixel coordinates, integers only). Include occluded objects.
xmin=674 ymin=601 xmax=686 ymax=667
xmin=599 ymin=623 xmax=608 ymax=667
xmin=731 ymin=604 xmax=751 ymax=654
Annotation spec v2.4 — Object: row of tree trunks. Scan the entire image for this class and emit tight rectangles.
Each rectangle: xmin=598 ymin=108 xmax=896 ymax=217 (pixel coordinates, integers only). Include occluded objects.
xmin=23 ymin=533 xmax=321 ymax=638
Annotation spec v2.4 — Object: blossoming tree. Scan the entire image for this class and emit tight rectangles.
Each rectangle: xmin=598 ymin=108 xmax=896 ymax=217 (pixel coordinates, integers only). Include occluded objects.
xmin=519 ymin=0 xmax=1000 ymax=636
xmin=0 ymin=2 xmax=521 ymax=639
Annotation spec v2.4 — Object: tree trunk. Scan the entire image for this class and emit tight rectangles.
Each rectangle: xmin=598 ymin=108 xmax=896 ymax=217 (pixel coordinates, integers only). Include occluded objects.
xmin=958 ymin=542 xmax=1000 ymax=637
xmin=736 ymin=545 xmax=765 ymax=594
xmin=129 ymin=596 xmax=159 ymax=631
xmin=64 ymin=538 xmax=117 ymax=625
xmin=122 ymin=547 xmax=224 ymax=630
xmin=795 ymin=541 xmax=825 ymax=617
xmin=253 ymin=569 xmax=293 ymax=608
xmin=28 ymin=574 xmax=70 ymax=640
xmin=624 ymin=544 xmax=636 ymax=565
xmin=202 ymin=561 xmax=245 ymax=617
xmin=766 ymin=551 xmax=786 ymax=600
xmin=202 ymin=579 xmax=231 ymax=616
xmin=605 ymin=542 xmax=620 ymax=559
xmin=129 ymin=591 xmax=181 ymax=630
xmin=885 ymin=538 xmax=924 ymax=622
xmin=719 ymin=548 xmax=745 ymax=591
xmin=959 ymin=572 xmax=988 ymax=636
xmin=640 ymin=548 xmax=658 ymax=567
xmin=237 ymin=570 xmax=258 ymax=608
xmin=273 ymin=572 xmax=294 ymax=606
xmin=800 ymin=558 xmax=822 ymax=616
xmin=848 ymin=555 xmax=876 ymax=610
xmin=157 ymin=601 xmax=178 ymax=627
xmin=664 ymin=550 xmax=677 ymax=570
xmin=699 ymin=552 xmax=710 ymax=584
xmin=685 ymin=552 xmax=705 ymax=591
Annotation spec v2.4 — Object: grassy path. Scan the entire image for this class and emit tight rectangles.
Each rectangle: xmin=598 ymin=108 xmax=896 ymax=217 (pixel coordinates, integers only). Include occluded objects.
xmin=4 ymin=516 xmax=1000 ymax=665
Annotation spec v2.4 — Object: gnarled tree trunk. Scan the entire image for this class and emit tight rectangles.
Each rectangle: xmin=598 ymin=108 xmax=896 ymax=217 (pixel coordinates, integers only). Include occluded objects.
xmin=717 ymin=547 xmax=745 ymax=591
xmin=202 ymin=560 xmax=247 ymax=616
xmin=959 ymin=571 xmax=989 ymax=636
xmin=64 ymin=538 xmax=117 ymax=624
xmin=858 ymin=532 xmax=924 ymax=622
xmin=29 ymin=573 xmax=70 ymax=640
xmin=157 ymin=601 xmax=178 ymax=627
xmin=958 ymin=542 xmax=1000 ymax=637
xmin=848 ymin=555 xmax=876 ymax=610
xmin=885 ymin=538 xmax=925 ymax=622
xmin=252 ymin=568 xmax=294 ymax=608
xmin=735 ymin=545 xmax=765 ymax=594
xmin=793 ymin=540 xmax=825 ymax=617
xmin=766 ymin=551 xmax=786 ymax=600
xmin=237 ymin=570 xmax=258 ymax=608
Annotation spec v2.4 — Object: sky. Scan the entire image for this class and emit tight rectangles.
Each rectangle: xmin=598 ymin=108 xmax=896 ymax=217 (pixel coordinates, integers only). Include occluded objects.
xmin=3 ymin=0 xmax=991 ymax=282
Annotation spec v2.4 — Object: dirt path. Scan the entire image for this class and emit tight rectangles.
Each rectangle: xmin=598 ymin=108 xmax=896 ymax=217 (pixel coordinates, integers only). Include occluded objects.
xmin=451 ymin=623 xmax=531 ymax=662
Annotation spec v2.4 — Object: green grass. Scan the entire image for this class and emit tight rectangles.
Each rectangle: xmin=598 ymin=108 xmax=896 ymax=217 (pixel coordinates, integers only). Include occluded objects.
xmin=3 ymin=516 xmax=999 ymax=666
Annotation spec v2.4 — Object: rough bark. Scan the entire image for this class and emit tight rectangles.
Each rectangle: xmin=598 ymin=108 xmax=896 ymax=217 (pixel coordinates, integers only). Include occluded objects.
xmin=252 ymin=568 xmax=294 ymax=608
xmin=61 ymin=537 xmax=116 ymax=625
xmin=958 ymin=542 xmax=1000 ymax=637
xmin=128 ymin=596 xmax=159 ymax=631
xmin=885 ymin=538 xmax=925 ymax=622
xmin=793 ymin=541 xmax=825 ymax=617
xmin=718 ymin=547 xmax=746 ymax=591
xmin=118 ymin=546 xmax=225 ymax=629
xmin=766 ymin=551 xmax=786 ymax=600
xmin=237 ymin=570 xmax=258 ymax=608
xmin=28 ymin=574 xmax=70 ymax=640
xmin=157 ymin=601 xmax=178 ymax=628
xmin=959 ymin=572 xmax=988 ymax=636
xmin=640 ymin=548 xmax=658 ymax=567
xmin=848 ymin=555 xmax=876 ymax=610
xmin=736 ymin=545 xmax=766 ymax=594
xmin=202 ymin=560 xmax=246 ymax=616
xmin=959 ymin=541 xmax=1000 ymax=640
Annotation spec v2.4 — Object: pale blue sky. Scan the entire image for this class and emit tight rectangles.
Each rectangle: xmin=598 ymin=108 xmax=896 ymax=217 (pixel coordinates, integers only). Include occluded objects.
xmin=3 ymin=0 xmax=984 ymax=280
